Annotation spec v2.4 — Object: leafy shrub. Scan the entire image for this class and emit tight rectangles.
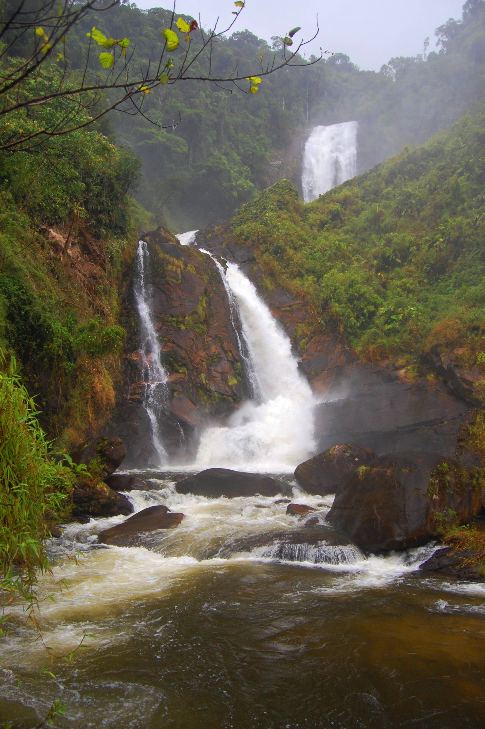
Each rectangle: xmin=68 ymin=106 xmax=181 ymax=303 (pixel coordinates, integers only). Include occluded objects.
xmin=0 ymin=356 xmax=73 ymax=601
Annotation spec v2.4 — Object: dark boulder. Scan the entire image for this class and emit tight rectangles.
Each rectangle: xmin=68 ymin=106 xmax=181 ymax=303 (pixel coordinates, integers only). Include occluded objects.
xmin=98 ymin=505 xmax=184 ymax=546
xmin=328 ymin=452 xmax=483 ymax=552
xmin=286 ymin=503 xmax=317 ymax=517
xmin=294 ymin=444 xmax=376 ymax=495
xmin=72 ymin=478 xmax=133 ymax=521
xmin=105 ymin=473 xmax=148 ymax=492
xmin=419 ymin=546 xmax=483 ymax=581
xmin=176 ymin=468 xmax=288 ymax=498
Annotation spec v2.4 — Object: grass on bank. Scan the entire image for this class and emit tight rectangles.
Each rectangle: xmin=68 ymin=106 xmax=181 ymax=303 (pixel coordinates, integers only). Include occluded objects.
xmin=0 ymin=356 xmax=74 ymax=605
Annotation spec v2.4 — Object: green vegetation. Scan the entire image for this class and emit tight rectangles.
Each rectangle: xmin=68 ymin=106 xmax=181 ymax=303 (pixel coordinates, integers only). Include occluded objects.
xmin=0 ymin=357 xmax=74 ymax=602
xmin=232 ymin=109 xmax=485 ymax=367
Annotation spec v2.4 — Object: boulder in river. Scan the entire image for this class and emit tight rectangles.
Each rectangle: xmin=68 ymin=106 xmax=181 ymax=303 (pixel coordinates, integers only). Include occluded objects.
xmin=72 ymin=478 xmax=133 ymax=522
xmin=294 ymin=443 xmax=376 ymax=495
xmin=286 ymin=504 xmax=317 ymax=517
xmin=105 ymin=473 xmax=149 ymax=492
xmin=99 ymin=505 xmax=184 ymax=546
xmin=327 ymin=452 xmax=484 ymax=552
xmin=176 ymin=468 xmax=288 ymax=498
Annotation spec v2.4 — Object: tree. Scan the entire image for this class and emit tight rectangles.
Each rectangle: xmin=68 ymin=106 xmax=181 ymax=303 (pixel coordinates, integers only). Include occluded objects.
xmin=0 ymin=0 xmax=321 ymax=151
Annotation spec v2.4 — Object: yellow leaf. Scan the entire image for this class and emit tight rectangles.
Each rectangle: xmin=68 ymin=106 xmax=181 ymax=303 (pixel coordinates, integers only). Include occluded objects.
xmin=138 ymin=84 xmax=151 ymax=94
xmin=35 ymin=26 xmax=46 ymax=37
xmin=163 ymin=28 xmax=180 ymax=52
xmin=176 ymin=17 xmax=191 ymax=34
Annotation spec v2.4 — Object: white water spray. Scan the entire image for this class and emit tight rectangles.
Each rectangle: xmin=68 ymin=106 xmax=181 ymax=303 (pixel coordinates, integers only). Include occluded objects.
xmin=302 ymin=121 xmax=358 ymax=202
xmin=134 ymin=240 xmax=169 ymax=465
xmin=194 ymin=261 xmax=316 ymax=471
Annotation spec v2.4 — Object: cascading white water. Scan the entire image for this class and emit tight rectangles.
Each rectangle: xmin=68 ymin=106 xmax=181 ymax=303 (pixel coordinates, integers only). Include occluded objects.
xmin=302 ymin=121 xmax=358 ymax=202
xmin=194 ymin=262 xmax=316 ymax=471
xmin=200 ymin=249 xmax=258 ymax=399
xmin=134 ymin=240 xmax=169 ymax=465
xmin=176 ymin=230 xmax=198 ymax=246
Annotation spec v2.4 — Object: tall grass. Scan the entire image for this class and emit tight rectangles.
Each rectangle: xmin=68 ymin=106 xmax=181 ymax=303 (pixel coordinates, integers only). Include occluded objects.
xmin=0 ymin=355 xmax=73 ymax=602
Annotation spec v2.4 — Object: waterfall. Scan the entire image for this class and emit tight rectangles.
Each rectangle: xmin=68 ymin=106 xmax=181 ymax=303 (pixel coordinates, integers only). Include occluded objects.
xmin=194 ymin=261 xmax=316 ymax=472
xmin=134 ymin=240 xmax=169 ymax=466
xmin=176 ymin=230 xmax=198 ymax=246
xmin=302 ymin=121 xmax=358 ymax=202
xmin=200 ymin=250 xmax=258 ymax=399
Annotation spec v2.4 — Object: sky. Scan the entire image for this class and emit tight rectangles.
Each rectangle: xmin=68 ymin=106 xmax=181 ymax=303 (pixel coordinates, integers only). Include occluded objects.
xmin=134 ymin=0 xmax=465 ymax=70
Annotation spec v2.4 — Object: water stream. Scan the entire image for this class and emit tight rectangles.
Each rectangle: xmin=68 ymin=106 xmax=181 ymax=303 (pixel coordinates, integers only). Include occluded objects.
xmin=302 ymin=121 xmax=358 ymax=202
xmin=1 ymin=479 xmax=484 ymax=728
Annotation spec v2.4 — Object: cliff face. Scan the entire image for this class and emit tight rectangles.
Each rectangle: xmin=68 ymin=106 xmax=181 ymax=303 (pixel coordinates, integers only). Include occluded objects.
xmin=108 ymin=228 xmax=248 ymax=465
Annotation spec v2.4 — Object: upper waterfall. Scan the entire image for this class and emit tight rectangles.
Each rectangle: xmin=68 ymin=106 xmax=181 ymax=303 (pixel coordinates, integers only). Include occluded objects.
xmin=302 ymin=121 xmax=358 ymax=202
xmin=194 ymin=261 xmax=316 ymax=472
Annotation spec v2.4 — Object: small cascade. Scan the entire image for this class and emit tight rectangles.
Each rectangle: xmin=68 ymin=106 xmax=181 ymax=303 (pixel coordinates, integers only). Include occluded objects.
xmin=302 ymin=121 xmax=358 ymax=202
xmin=134 ymin=240 xmax=169 ymax=466
xmin=253 ymin=541 xmax=365 ymax=566
xmin=194 ymin=260 xmax=316 ymax=471
xmin=176 ymin=230 xmax=198 ymax=246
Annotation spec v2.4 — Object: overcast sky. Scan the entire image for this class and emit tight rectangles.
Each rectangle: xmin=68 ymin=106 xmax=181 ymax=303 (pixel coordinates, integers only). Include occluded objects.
xmin=134 ymin=0 xmax=465 ymax=70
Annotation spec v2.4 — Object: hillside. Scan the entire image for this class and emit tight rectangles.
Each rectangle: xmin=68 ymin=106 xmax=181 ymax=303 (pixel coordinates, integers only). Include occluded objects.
xmin=205 ymin=108 xmax=485 ymax=407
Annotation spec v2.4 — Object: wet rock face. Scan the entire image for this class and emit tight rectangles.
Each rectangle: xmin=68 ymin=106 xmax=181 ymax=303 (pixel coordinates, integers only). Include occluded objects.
xmin=109 ymin=227 xmax=249 ymax=466
xmin=294 ymin=444 xmax=376 ymax=495
xmin=98 ymin=505 xmax=184 ymax=546
xmin=79 ymin=437 xmax=126 ymax=478
xmin=327 ymin=452 xmax=484 ymax=552
xmin=176 ymin=468 xmax=288 ymax=498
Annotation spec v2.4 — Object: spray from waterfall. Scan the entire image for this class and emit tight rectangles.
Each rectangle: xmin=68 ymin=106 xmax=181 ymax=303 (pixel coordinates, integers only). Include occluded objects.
xmin=302 ymin=121 xmax=358 ymax=202
xmin=134 ymin=240 xmax=169 ymax=466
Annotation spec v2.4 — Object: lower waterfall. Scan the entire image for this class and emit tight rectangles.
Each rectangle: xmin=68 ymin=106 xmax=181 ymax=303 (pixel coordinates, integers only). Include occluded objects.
xmin=194 ymin=260 xmax=316 ymax=472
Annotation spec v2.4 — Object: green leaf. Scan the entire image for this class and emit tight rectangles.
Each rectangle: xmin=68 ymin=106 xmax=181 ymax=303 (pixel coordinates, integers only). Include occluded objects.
xmin=35 ymin=26 xmax=46 ymax=38
xmin=98 ymin=52 xmax=114 ymax=69
xmin=159 ymin=73 xmax=170 ymax=84
xmin=234 ymin=1 xmax=245 ymax=7
xmin=282 ymin=36 xmax=294 ymax=46
xmin=163 ymin=28 xmax=180 ymax=52
xmin=87 ymin=27 xmax=113 ymax=49
xmin=288 ymin=26 xmax=301 ymax=38
xmin=176 ymin=17 xmax=191 ymax=34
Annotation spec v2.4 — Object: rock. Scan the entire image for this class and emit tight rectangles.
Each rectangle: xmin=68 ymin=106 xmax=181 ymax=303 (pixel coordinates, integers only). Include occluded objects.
xmin=79 ymin=437 xmax=126 ymax=477
xmin=327 ymin=452 xmax=483 ymax=552
xmin=294 ymin=444 xmax=376 ymax=495
xmin=274 ymin=498 xmax=291 ymax=504
xmin=286 ymin=503 xmax=317 ymax=517
xmin=105 ymin=473 xmax=149 ymax=491
xmin=72 ymin=478 xmax=133 ymax=521
xmin=99 ymin=505 xmax=184 ymax=546
xmin=176 ymin=468 xmax=288 ymax=498
xmin=419 ymin=545 xmax=484 ymax=581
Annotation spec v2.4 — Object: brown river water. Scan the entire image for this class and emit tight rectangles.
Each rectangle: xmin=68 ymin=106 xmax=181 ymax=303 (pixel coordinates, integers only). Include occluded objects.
xmin=1 ymin=474 xmax=484 ymax=729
